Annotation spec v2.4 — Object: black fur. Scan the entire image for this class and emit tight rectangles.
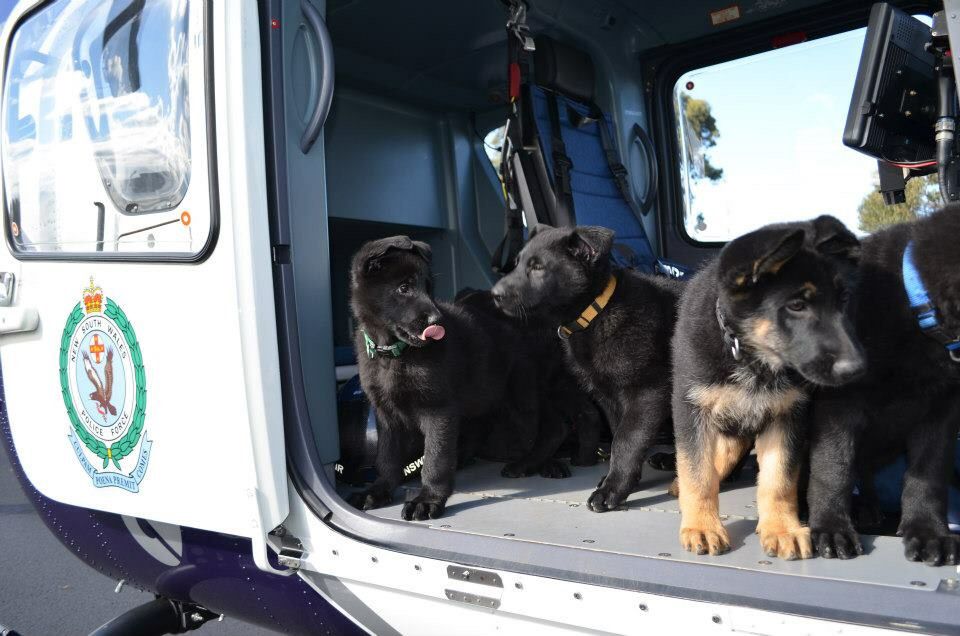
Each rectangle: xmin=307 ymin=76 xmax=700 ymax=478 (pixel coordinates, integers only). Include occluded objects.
xmin=672 ymin=216 xmax=864 ymax=559
xmin=347 ymin=236 xmax=532 ymax=520
xmin=456 ymin=288 xmax=604 ymax=475
xmin=808 ymin=206 xmax=960 ymax=566
xmin=492 ymin=225 xmax=681 ymax=512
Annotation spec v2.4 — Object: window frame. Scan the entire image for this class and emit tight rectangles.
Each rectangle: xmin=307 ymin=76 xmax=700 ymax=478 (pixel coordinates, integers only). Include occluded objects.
xmin=1 ymin=0 xmax=220 ymax=264
xmin=646 ymin=0 xmax=930 ymax=249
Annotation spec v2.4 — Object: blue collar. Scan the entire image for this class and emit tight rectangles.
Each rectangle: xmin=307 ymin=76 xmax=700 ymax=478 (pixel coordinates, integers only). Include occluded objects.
xmin=902 ymin=241 xmax=960 ymax=361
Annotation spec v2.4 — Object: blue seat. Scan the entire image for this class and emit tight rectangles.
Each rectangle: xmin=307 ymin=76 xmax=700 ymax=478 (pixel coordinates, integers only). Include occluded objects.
xmin=529 ymin=87 xmax=658 ymax=273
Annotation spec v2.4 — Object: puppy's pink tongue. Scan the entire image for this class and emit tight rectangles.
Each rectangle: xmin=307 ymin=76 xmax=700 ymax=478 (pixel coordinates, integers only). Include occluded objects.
xmin=421 ymin=324 xmax=445 ymax=341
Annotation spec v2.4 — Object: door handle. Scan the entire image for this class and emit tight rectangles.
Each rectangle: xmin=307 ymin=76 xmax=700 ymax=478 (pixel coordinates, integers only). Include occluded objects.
xmin=298 ymin=0 xmax=335 ymax=154
xmin=0 ymin=273 xmax=37 ymax=335
xmin=0 ymin=306 xmax=39 ymax=334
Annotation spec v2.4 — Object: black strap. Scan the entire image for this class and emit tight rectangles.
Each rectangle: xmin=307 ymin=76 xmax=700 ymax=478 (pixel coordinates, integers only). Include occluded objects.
xmin=492 ymin=195 xmax=526 ymax=275
xmin=596 ymin=118 xmax=656 ymax=218
xmin=546 ymin=92 xmax=575 ymax=222
xmin=492 ymin=112 xmax=538 ymax=275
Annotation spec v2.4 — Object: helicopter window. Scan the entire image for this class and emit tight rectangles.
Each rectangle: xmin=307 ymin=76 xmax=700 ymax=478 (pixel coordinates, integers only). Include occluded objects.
xmin=673 ymin=22 xmax=939 ymax=244
xmin=2 ymin=0 xmax=208 ymax=257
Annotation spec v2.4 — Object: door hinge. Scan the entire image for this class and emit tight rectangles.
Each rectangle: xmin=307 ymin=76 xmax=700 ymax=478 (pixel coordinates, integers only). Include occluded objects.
xmin=270 ymin=526 xmax=305 ymax=571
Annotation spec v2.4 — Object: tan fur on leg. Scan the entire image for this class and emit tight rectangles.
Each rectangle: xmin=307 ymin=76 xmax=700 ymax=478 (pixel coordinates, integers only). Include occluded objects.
xmin=669 ymin=435 xmax=748 ymax=499
xmin=714 ymin=435 xmax=751 ymax=481
xmin=755 ymin=423 xmax=813 ymax=560
xmin=677 ymin=433 xmax=730 ymax=555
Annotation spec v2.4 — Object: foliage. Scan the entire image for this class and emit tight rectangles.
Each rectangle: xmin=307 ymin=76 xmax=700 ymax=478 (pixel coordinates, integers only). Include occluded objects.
xmin=680 ymin=92 xmax=723 ymax=181
xmin=857 ymin=173 xmax=941 ymax=233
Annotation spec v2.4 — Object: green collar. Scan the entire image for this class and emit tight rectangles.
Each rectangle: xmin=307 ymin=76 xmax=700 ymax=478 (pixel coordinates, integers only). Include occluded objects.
xmin=363 ymin=330 xmax=408 ymax=359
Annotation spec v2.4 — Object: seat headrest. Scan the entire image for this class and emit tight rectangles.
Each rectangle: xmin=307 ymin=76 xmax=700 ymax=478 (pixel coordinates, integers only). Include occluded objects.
xmin=533 ymin=35 xmax=595 ymax=104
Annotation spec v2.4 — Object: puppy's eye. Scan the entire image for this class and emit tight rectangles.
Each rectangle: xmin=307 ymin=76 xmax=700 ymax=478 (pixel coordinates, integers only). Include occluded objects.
xmin=397 ymin=283 xmax=411 ymax=294
xmin=839 ymin=290 xmax=851 ymax=305
xmin=786 ymin=299 xmax=807 ymax=313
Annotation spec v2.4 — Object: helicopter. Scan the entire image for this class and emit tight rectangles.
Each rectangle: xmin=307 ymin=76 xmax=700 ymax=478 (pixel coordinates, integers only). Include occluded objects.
xmin=1 ymin=0 xmax=959 ymax=634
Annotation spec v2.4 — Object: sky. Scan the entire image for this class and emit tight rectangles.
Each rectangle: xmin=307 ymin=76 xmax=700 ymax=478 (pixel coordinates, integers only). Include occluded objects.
xmin=677 ymin=26 xmax=884 ymax=241
xmin=0 ymin=0 xmax=13 ymax=25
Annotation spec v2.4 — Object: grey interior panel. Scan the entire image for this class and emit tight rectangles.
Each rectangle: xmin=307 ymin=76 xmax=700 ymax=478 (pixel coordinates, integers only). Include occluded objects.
xmin=353 ymin=460 xmax=960 ymax=592
xmin=325 ymin=90 xmax=449 ymax=228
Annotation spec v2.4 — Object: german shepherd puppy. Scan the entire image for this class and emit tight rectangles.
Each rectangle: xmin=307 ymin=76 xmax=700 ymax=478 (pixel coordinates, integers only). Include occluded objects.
xmin=456 ymin=287 xmax=604 ymax=475
xmin=808 ymin=207 xmax=960 ymax=566
xmin=347 ymin=236 xmax=533 ymax=520
xmin=672 ymin=216 xmax=864 ymax=560
xmin=491 ymin=225 xmax=681 ymax=511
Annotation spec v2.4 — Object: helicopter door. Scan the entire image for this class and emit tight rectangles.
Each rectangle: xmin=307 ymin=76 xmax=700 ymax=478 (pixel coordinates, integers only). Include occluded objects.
xmin=0 ymin=0 xmax=291 ymax=573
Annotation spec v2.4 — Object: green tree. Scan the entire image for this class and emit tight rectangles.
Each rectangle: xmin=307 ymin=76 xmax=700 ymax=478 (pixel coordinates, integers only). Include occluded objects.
xmin=857 ymin=173 xmax=940 ymax=233
xmin=680 ymin=92 xmax=723 ymax=181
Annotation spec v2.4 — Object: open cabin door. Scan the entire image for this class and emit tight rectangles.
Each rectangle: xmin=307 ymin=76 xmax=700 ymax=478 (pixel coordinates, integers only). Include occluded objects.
xmin=0 ymin=0 xmax=290 ymax=573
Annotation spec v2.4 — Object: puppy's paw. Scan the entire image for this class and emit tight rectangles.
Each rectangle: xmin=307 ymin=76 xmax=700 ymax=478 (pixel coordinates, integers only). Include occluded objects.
xmin=538 ymin=459 xmax=571 ymax=479
xmin=902 ymin=527 xmax=960 ymax=566
xmin=667 ymin=478 xmax=680 ymax=498
xmin=401 ymin=494 xmax=447 ymax=521
xmin=348 ymin=488 xmax=392 ymax=511
xmin=587 ymin=483 xmax=628 ymax=512
xmin=680 ymin=524 xmax=731 ymax=556
xmin=647 ymin=452 xmax=676 ymax=472
xmin=758 ymin=525 xmax=813 ymax=561
xmin=811 ymin=522 xmax=863 ymax=560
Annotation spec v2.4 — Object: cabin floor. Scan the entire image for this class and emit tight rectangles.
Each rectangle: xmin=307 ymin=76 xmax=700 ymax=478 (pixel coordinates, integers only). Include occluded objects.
xmin=351 ymin=458 xmax=960 ymax=589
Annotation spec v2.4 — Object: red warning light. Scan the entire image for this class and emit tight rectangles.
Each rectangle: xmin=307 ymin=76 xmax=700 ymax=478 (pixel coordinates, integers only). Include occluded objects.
xmin=271 ymin=18 xmax=280 ymax=29
xmin=685 ymin=81 xmax=694 ymax=91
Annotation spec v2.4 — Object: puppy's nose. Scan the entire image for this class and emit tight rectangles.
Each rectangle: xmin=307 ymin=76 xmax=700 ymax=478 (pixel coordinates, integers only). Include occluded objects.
xmin=831 ymin=356 xmax=865 ymax=384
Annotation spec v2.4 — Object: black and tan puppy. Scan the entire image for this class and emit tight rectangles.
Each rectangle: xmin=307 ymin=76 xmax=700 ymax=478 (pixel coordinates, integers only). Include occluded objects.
xmin=808 ymin=206 xmax=960 ymax=566
xmin=347 ymin=236 xmax=532 ymax=520
xmin=672 ymin=216 xmax=864 ymax=560
xmin=491 ymin=225 xmax=681 ymax=511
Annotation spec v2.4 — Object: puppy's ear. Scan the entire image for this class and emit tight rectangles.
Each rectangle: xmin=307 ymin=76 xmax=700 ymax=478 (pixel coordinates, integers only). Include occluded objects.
xmin=812 ymin=215 xmax=860 ymax=263
xmin=411 ymin=240 xmax=432 ymax=264
xmin=568 ymin=226 xmax=614 ymax=265
xmin=720 ymin=226 xmax=805 ymax=290
xmin=353 ymin=235 xmax=420 ymax=276
xmin=528 ymin=223 xmax=554 ymax=239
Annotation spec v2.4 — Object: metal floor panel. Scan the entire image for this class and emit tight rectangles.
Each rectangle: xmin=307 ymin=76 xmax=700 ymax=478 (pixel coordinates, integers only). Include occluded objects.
xmin=351 ymin=459 xmax=960 ymax=591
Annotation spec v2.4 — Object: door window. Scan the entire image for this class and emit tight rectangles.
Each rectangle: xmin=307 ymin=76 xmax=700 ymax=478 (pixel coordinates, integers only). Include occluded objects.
xmin=2 ymin=0 xmax=212 ymax=257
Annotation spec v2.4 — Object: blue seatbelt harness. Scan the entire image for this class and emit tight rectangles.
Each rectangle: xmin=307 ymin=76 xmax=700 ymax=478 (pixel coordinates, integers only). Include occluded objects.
xmin=902 ymin=241 xmax=960 ymax=361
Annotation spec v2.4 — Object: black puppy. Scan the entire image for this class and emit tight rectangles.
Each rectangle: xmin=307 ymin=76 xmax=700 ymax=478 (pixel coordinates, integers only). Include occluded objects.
xmin=456 ymin=287 xmax=603 ymax=475
xmin=347 ymin=236 xmax=530 ymax=520
xmin=672 ymin=216 xmax=864 ymax=560
xmin=492 ymin=225 xmax=680 ymax=512
xmin=808 ymin=206 xmax=960 ymax=566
